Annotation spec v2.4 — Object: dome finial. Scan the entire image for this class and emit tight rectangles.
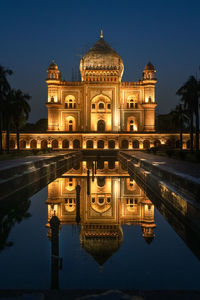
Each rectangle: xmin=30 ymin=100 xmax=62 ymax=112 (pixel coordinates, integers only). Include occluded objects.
xmin=100 ymin=29 xmax=103 ymax=39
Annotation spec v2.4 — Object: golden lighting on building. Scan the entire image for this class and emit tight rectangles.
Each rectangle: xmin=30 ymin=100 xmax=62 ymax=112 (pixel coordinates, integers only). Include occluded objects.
xmin=46 ymin=33 xmax=157 ymax=135
xmin=46 ymin=163 xmax=156 ymax=265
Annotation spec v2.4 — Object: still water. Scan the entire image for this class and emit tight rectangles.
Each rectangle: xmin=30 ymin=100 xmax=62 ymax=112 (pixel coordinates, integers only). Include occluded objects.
xmin=0 ymin=159 xmax=200 ymax=290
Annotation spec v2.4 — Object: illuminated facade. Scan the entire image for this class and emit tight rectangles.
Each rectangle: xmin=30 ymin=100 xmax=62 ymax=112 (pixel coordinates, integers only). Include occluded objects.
xmin=46 ymin=32 xmax=157 ymax=133
xmin=3 ymin=32 xmax=194 ymax=150
xmin=46 ymin=163 xmax=156 ymax=264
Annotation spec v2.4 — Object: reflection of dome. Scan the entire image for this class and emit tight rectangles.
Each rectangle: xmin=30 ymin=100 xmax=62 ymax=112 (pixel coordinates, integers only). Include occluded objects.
xmin=81 ymin=225 xmax=123 ymax=265
xmin=80 ymin=36 xmax=124 ymax=74
xmin=144 ymin=62 xmax=155 ymax=71
xmin=48 ymin=60 xmax=58 ymax=70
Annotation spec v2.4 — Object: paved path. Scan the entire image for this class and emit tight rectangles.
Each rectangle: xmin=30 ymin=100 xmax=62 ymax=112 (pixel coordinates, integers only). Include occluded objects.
xmin=124 ymin=151 xmax=200 ymax=180
xmin=0 ymin=151 xmax=73 ymax=171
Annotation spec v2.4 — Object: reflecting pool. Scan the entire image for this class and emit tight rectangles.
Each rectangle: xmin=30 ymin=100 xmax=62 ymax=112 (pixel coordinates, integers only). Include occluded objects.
xmin=0 ymin=159 xmax=200 ymax=290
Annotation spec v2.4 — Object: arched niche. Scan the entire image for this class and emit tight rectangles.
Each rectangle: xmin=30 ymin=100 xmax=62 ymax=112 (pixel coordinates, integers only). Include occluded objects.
xmin=65 ymin=116 xmax=76 ymax=132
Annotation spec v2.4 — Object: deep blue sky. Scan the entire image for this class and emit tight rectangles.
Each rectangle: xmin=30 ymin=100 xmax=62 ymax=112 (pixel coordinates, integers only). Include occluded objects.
xmin=0 ymin=0 xmax=200 ymax=122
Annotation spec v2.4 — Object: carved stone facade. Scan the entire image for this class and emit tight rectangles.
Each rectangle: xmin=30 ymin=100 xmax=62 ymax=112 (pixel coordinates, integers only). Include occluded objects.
xmin=46 ymin=33 xmax=157 ymax=133
xmin=3 ymin=33 xmax=196 ymax=150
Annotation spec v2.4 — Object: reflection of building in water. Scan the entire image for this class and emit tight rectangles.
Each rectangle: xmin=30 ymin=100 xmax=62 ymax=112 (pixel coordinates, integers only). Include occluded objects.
xmin=46 ymin=174 xmax=156 ymax=265
xmin=61 ymin=159 xmax=128 ymax=176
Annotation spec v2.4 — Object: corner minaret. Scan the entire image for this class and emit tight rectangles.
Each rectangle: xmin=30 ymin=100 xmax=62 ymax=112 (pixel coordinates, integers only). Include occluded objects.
xmin=143 ymin=62 xmax=156 ymax=80
xmin=141 ymin=62 xmax=157 ymax=131
xmin=47 ymin=60 xmax=60 ymax=80
xmin=46 ymin=61 xmax=62 ymax=131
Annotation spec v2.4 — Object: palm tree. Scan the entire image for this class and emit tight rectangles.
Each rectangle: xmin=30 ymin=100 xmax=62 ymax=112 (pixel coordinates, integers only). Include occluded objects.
xmin=12 ymin=89 xmax=31 ymax=150
xmin=176 ymin=76 xmax=200 ymax=152
xmin=170 ymin=104 xmax=187 ymax=151
xmin=0 ymin=65 xmax=12 ymax=152
xmin=4 ymin=89 xmax=15 ymax=153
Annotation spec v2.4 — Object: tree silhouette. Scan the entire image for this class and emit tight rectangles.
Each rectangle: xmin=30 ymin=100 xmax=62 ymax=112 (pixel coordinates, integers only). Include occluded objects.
xmin=12 ymin=89 xmax=31 ymax=150
xmin=0 ymin=196 xmax=31 ymax=251
xmin=176 ymin=76 xmax=200 ymax=152
xmin=0 ymin=65 xmax=12 ymax=153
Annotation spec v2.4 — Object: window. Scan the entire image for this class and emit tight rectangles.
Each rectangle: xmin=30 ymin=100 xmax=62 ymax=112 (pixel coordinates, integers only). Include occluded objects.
xmin=108 ymin=160 xmax=115 ymax=169
xmin=92 ymin=197 xmax=95 ymax=203
xmin=51 ymin=97 xmax=54 ymax=102
xmin=107 ymin=197 xmax=111 ymax=203
xmin=98 ymin=102 xmax=104 ymax=109
xmin=127 ymin=98 xmax=138 ymax=109
xmin=65 ymin=96 xmax=76 ymax=108
xmin=130 ymin=120 xmax=134 ymax=131
xmin=92 ymin=103 xmax=95 ymax=109
xmin=108 ymin=140 xmax=115 ymax=149
xmin=132 ymin=140 xmax=139 ymax=148
xmin=130 ymin=100 xmax=134 ymax=108
xmin=69 ymin=120 xmax=73 ymax=131
xmin=97 ymin=139 xmax=104 ymax=148
xmin=62 ymin=139 xmax=69 ymax=148
xmin=98 ymin=197 xmax=104 ymax=204
xmin=107 ymin=103 xmax=111 ymax=109
xmin=86 ymin=140 xmax=93 ymax=149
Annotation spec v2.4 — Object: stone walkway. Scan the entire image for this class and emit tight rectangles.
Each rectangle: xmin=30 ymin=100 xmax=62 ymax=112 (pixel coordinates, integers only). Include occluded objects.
xmin=0 ymin=151 xmax=72 ymax=172
xmin=124 ymin=151 xmax=200 ymax=180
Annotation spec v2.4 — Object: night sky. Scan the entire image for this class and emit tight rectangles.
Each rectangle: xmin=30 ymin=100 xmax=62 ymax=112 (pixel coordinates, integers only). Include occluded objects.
xmin=0 ymin=0 xmax=200 ymax=122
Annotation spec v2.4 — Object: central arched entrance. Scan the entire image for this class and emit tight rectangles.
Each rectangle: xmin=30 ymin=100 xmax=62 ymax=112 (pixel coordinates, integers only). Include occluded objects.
xmin=97 ymin=120 xmax=105 ymax=132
